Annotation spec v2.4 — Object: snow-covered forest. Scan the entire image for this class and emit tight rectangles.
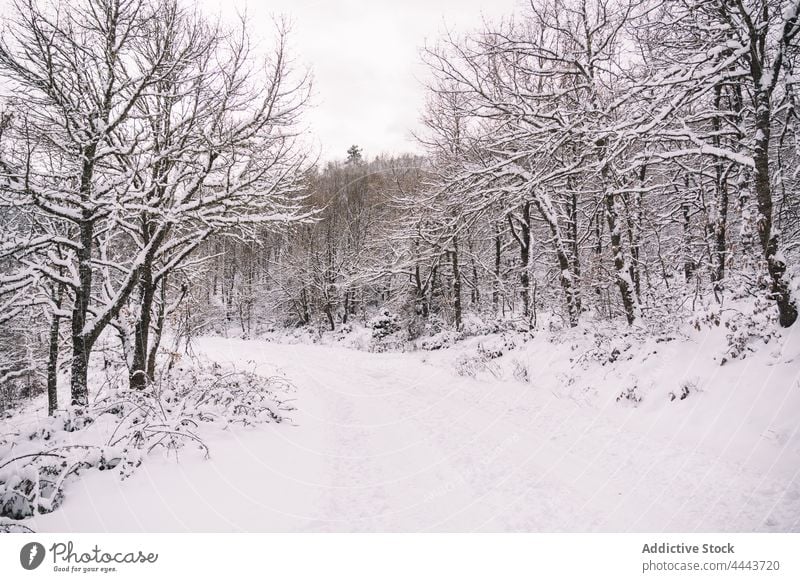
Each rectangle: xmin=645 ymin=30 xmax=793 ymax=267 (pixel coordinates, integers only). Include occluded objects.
xmin=1 ymin=0 xmax=799 ymax=532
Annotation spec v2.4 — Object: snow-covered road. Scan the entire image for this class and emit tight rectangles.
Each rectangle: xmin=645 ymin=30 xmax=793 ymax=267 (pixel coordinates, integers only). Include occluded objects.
xmin=25 ymin=337 xmax=800 ymax=532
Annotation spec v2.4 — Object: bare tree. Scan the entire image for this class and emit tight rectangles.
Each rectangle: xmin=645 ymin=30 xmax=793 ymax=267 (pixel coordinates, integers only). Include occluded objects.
xmin=0 ymin=0 xmax=311 ymax=404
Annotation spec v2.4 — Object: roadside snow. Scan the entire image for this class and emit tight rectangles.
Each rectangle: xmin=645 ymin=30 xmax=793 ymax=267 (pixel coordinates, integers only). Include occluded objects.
xmin=13 ymin=322 xmax=800 ymax=532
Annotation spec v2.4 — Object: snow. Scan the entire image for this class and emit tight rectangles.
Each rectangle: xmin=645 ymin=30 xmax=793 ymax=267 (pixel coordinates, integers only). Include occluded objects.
xmin=784 ymin=2 xmax=799 ymax=22
xmin=9 ymin=320 xmax=800 ymax=533
xmin=761 ymin=70 xmax=774 ymax=91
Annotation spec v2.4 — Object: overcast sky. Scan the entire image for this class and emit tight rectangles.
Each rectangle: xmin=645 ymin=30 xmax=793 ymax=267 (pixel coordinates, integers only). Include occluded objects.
xmin=200 ymin=0 xmax=519 ymax=162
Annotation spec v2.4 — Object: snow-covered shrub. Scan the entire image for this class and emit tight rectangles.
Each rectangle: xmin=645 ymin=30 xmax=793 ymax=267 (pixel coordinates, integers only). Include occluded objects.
xmin=616 ymin=383 xmax=643 ymax=406
xmin=453 ymin=353 xmax=480 ymax=377
xmin=0 ymin=521 xmax=34 ymax=533
xmin=669 ymin=381 xmax=693 ymax=402
xmin=269 ymin=324 xmax=324 ymax=345
xmin=422 ymin=314 xmax=447 ymax=336
xmin=690 ymin=305 xmax=722 ymax=330
xmin=690 ymin=284 xmax=783 ymax=366
xmin=0 ymin=441 xmax=123 ymax=519
xmin=369 ymin=310 xmax=402 ymax=339
xmin=569 ymin=324 xmax=640 ymax=368
xmin=335 ymin=323 xmax=354 ymax=339
xmin=477 ymin=341 xmax=504 ymax=360
xmin=460 ymin=313 xmax=517 ymax=337
xmin=0 ymin=360 xmax=293 ymax=521
xmin=366 ymin=311 xmax=407 ymax=352
xmin=720 ymin=297 xmax=779 ymax=365
xmin=111 ymin=362 xmax=292 ymax=444
xmin=419 ymin=330 xmax=460 ymax=351
xmin=453 ymin=351 xmax=501 ymax=379
xmin=477 ymin=333 xmax=520 ymax=360
xmin=371 ymin=338 xmax=407 ymax=353
xmin=511 ymin=358 xmax=530 ymax=383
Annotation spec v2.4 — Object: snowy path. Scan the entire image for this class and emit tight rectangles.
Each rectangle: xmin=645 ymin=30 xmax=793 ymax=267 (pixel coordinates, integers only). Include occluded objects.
xmin=25 ymin=337 xmax=800 ymax=532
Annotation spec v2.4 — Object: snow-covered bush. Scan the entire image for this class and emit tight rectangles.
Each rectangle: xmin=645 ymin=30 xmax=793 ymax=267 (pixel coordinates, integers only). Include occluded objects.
xmin=419 ymin=330 xmax=460 ymax=351
xmin=0 ymin=360 xmax=293 ymax=521
xmin=616 ymin=383 xmax=643 ymax=406
xmin=692 ymin=296 xmax=780 ymax=365
xmin=690 ymin=305 xmax=722 ymax=331
xmin=423 ymin=314 xmax=447 ymax=336
xmin=720 ymin=297 xmax=779 ymax=364
xmin=669 ymin=380 xmax=694 ymax=402
xmin=511 ymin=358 xmax=530 ymax=383
xmin=369 ymin=309 xmax=401 ymax=340
xmin=477 ymin=341 xmax=504 ymax=360
xmin=0 ymin=521 xmax=34 ymax=533
xmin=366 ymin=310 xmax=408 ymax=352
xmin=453 ymin=350 xmax=502 ymax=379
xmin=0 ymin=442 xmax=122 ymax=519
xmin=369 ymin=310 xmax=402 ymax=339
xmin=477 ymin=333 xmax=519 ymax=359
xmin=335 ymin=323 xmax=354 ymax=338
xmin=568 ymin=325 xmax=638 ymax=368
xmin=460 ymin=313 xmax=516 ymax=336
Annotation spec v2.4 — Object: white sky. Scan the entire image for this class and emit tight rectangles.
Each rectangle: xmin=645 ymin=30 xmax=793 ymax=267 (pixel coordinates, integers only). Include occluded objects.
xmin=200 ymin=0 xmax=519 ymax=161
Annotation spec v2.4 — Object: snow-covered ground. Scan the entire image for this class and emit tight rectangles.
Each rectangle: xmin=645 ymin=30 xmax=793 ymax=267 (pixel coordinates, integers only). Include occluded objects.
xmin=13 ymin=321 xmax=800 ymax=532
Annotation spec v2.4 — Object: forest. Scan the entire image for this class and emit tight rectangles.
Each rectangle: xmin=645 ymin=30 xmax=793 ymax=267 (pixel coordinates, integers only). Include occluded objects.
xmin=0 ymin=0 xmax=799 ymax=532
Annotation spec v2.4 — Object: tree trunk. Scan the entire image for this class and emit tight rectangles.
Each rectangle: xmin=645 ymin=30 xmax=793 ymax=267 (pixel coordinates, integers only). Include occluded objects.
xmin=568 ymin=188 xmax=582 ymax=312
xmin=493 ymin=223 xmax=501 ymax=314
xmin=450 ymin=235 xmax=463 ymax=331
xmin=414 ymin=263 xmax=428 ymax=317
xmin=752 ymin=87 xmax=798 ymax=327
xmin=146 ymin=302 xmax=164 ymax=383
xmin=624 ymin=188 xmax=643 ymax=302
xmin=596 ymin=136 xmax=638 ymax=325
xmin=430 ymin=264 xmax=439 ymax=312
xmin=527 ymin=196 xmax=579 ymax=327
xmin=520 ymin=239 xmax=530 ymax=320
xmin=69 ymin=335 xmax=90 ymax=407
xmin=554 ymin=242 xmax=580 ymax=326
xmin=146 ymin=277 xmax=177 ymax=383
xmin=324 ymin=302 xmax=335 ymax=331
xmin=469 ymin=238 xmax=480 ymax=305
xmin=605 ymin=191 xmax=639 ymax=324
xmin=682 ymin=201 xmax=696 ymax=282
xmin=342 ymin=289 xmax=350 ymax=324
xmin=70 ymin=209 xmax=94 ymax=406
xmin=130 ymin=261 xmax=155 ymax=390
xmin=300 ymin=287 xmax=310 ymax=324
xmin=507 ymin=203 xmax=531 ymax=318
xmin=709 ymin=177 xmax=729 ymax=286
xmin=47 ymin=284 xmax=64 ymax=416
xmin=710 ymin=84 xmax=729 ymax=286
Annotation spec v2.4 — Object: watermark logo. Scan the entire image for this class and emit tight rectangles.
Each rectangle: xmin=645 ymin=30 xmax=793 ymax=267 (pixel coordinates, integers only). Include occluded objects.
xmin=20 ymin=542 xmax=46 ymax=570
